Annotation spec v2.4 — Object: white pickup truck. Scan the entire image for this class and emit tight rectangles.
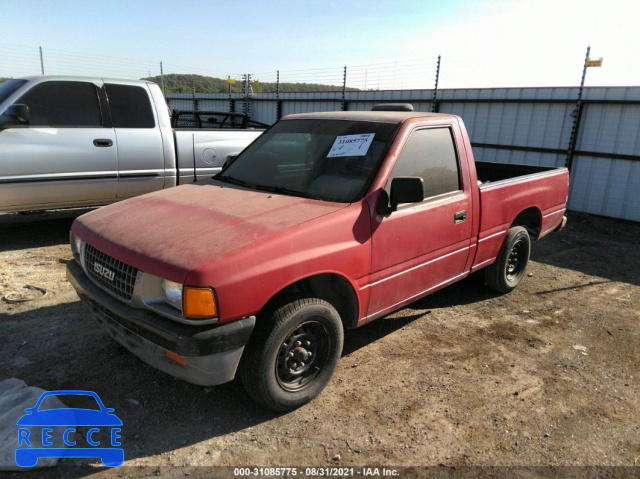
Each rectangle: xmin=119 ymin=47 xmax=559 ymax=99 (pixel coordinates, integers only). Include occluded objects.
xmin=0 ymin=76 xmax=263 ymax=213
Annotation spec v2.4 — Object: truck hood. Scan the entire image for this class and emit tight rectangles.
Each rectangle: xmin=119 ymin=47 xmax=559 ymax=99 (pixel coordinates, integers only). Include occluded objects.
xmin=72 ymin=179 xmax=348 ymax=282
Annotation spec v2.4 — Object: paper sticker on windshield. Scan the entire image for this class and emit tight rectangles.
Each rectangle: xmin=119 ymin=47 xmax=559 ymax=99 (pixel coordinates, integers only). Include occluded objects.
xmin=327 ymin=133 xmax=375 ymax=158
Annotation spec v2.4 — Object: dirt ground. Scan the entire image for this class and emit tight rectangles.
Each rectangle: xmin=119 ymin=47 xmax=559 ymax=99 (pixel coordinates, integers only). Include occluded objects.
xmin=1 ymin=209 xmax=639 ymax=477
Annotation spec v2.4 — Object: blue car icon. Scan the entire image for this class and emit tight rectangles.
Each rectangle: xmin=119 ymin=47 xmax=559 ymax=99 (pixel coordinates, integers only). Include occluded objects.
xmin=16 ymin=390 xmax=123 ymax=468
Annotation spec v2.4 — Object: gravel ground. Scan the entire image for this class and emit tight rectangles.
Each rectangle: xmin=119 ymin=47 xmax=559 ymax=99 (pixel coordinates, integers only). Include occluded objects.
xmin=1 ymin=209 xmax=639 ymax=478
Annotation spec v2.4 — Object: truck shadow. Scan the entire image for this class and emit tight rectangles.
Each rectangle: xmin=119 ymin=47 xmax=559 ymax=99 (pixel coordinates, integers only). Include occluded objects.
xmin=0 ymin=209 xmax=94 ymax=252
xmin=6 ymin=279 xmax=493 ymax=472
xmin=529 ymin=212 xmax=640 ymax=287
xmin=343 ymin=274 xmax=495 ymax=357
xmin=4 ymin=302 xmax=278 ymax=472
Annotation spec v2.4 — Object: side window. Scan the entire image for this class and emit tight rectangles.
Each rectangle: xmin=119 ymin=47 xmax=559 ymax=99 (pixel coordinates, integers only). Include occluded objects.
xmin=388 ymin=127 xmax=461 ymax=199
xmin=17 ymin=81 xmax=101 ymax=127
xmin=105 ymin=84 xmax=155 ymax=128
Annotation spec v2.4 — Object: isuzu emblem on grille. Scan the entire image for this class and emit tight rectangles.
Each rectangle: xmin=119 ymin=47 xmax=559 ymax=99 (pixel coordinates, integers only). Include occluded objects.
xmin=94 ymin=262 xmax=116 ymax=282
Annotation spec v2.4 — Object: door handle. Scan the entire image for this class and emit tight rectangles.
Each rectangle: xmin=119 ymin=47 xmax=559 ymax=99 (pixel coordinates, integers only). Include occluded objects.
xmin=454 ymin=210 xmax=467 ymax=223
xmin=93 ymin=139 xmax=113 ymax=147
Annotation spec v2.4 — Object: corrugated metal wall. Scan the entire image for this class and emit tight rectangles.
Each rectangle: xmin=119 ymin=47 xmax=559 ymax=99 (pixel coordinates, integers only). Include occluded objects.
xmin=166 ymin=87 xmax=640 ymax=222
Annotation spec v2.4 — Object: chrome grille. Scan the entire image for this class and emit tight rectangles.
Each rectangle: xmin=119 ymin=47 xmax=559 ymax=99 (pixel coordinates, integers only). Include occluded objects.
xmin=84 ymin=244 xmax=138 ymax=302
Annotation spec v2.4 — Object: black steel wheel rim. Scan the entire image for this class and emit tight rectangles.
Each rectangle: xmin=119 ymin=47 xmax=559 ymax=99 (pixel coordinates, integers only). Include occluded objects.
xmin=276 ymin=320 xmax=331 ymax=392
xmin=506 ymin=239 xmax=526 ymax=280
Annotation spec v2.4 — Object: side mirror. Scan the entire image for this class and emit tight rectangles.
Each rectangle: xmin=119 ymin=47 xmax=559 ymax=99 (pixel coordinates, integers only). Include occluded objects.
xmin=0 ymin=104 xmax=29 ymax=130
xmin=223 ymin=152 xmax=240 ymax=168
xmin=390 ymin=177 xmax=424 ymax=211
xmin=376 ymin=177 xmax=425 ymax=216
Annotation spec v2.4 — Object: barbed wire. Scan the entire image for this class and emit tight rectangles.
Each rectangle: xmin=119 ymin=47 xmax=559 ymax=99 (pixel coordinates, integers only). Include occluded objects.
xmin=0 ymin=43 xmax=443 ymax=91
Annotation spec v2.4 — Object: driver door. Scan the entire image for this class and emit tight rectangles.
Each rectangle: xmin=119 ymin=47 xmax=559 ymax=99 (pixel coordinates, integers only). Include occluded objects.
xmin=367 ymin=126 xmax=472 ymax=318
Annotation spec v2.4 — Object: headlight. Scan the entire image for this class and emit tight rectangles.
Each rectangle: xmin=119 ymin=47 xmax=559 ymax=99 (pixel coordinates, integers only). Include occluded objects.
xmin=138 ymin=273 xmax=218 ymax=323
xmin=161 ymin=279 xmax=183 ymax=311
xmin=70 ymin=231 xmax=84 ymax=267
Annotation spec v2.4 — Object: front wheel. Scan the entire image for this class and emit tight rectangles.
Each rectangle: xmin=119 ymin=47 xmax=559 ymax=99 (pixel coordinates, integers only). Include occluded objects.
xmin=239 ymin=296 xmax=344 ymax=412
xmin=484 ymin=226 xmax=531 ymax=293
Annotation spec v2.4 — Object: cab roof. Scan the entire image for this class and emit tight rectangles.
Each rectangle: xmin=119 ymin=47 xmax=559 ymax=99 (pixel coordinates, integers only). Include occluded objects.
xmin=282 ymin=110 xmax=458 ymax=124
xmin=15 ymin=75 xmax=153 ymax=85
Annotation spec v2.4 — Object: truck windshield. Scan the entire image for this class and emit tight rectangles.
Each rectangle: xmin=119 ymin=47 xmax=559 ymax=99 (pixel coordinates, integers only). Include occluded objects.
xmin=0 ymin=79 xmax=27 ymax=106
xmin=218 ymin=119 xmax=399 ymax=203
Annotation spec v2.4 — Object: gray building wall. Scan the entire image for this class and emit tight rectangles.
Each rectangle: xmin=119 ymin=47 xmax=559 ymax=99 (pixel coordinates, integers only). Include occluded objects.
xmin=166 ymin=87 xmax=640 ymax=222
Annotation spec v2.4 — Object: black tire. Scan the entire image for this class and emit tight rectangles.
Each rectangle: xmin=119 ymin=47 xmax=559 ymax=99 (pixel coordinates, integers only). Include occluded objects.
xmin=239 ymin=296 xmax=344 ymax=412
xmin=484 ymin=226 xmax=531 ymax=293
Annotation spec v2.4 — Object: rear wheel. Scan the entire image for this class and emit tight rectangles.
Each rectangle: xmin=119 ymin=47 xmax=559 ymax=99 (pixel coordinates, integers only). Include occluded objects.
xmin=239 ymin=296 xmax=344 ymax=412
xmin=484 ymin=226 xmax=531 ymax=293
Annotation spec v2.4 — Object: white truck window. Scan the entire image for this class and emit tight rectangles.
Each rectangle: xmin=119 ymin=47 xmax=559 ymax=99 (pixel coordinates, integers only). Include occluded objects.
xmin=0 ymin=79 xmax=27 ymax=104
xmin=17 ymin=81 xmax=102 ymax=128
xmin=104 ymin=84 xmax=155 ymax=128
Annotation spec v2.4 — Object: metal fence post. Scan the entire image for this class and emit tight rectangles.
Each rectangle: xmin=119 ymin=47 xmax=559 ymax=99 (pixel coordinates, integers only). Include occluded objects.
xmin=565 ymin=46 xmax=590 ymax=170
xmin=432 ymin=55 xmax=441 ymax=112
xmin=242 ymin=74 xmax=253 ymax=119
xmin=276 ymin=70 xmax=281 ymax=121
xmin=160 ymin=62 xmax=165 ymax=94
xmin=341 ymin=66 xmax=347 ymax=111
xmin=39 ymin=46 xmax=45 ymax=75
xmin=192 ymin=77 xmax=198 ymax=111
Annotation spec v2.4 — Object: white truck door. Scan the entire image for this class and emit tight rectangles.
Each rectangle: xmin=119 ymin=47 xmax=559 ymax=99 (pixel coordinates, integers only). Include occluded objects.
xmin=104 ymin=83 xmax=165 ymax=198
xmin=0 ymin=80 xmax=118 ymax=211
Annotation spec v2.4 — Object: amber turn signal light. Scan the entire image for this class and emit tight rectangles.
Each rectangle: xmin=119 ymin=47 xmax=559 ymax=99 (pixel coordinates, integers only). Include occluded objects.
xmin=165 ymin=351 xmax=187 ymax=366
xmin=183 ymin=287 xmax=217 ymax=319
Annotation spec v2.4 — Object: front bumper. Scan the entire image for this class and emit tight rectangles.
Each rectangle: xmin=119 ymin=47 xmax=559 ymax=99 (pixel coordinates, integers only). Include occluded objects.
xmin=67 ymin=261 xmax=255 ymax=386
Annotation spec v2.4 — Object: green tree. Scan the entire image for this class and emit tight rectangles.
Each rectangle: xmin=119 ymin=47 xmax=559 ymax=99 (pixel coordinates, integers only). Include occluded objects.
xmin=142 ymin=73 xmax=359 ymax=94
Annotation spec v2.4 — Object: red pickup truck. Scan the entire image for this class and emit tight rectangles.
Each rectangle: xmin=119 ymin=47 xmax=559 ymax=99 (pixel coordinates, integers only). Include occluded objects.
xmin=67 ymin=106 xmax=569 ymax=411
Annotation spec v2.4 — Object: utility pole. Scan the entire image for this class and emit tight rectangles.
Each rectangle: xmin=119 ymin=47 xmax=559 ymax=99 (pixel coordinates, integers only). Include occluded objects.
xmin=39 ymin=46 xmax=44 ymax=75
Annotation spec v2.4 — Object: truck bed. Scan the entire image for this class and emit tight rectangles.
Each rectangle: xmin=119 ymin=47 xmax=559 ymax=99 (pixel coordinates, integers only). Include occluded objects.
xmin=475 ymin=161 xmax=559 ymax=184
xmin=173 ymin=129 xmax=263 ymax=184
xmin=470 ymin=161 xmax=569 ymax=273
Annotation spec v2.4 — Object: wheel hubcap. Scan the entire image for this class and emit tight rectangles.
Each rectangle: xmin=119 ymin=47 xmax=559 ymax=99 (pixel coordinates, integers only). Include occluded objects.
xmin=506 ymin=240 xmax=525 ymax=280
xmin=276 ymin=321 xmax=329 ymax=392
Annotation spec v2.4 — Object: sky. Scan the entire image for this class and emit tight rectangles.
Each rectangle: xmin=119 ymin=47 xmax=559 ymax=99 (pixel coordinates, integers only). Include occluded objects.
xmin=1 ymin=0 xmax=638 ymax=89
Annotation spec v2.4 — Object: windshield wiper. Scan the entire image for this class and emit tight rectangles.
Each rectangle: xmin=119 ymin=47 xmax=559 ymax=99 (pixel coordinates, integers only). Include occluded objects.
xmin=253 ymin=184 xmax=309 ymax=199
xmin=215 ymin=176 xmax=310 ymax=199
xmin=214 ymin=175 xmax=257 ymax=189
